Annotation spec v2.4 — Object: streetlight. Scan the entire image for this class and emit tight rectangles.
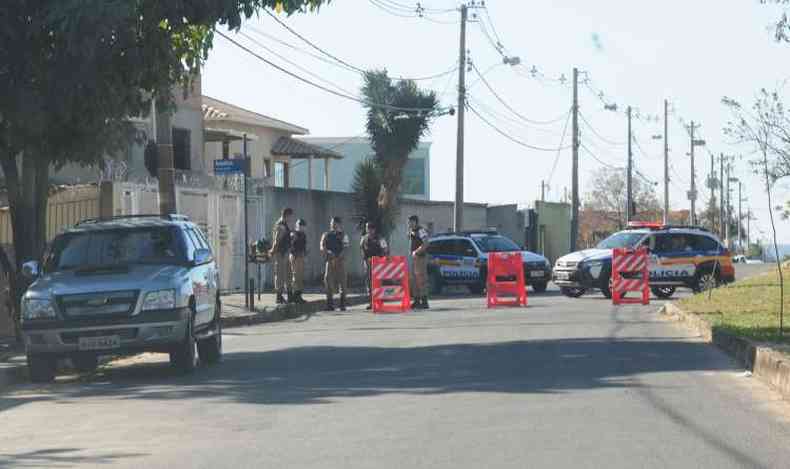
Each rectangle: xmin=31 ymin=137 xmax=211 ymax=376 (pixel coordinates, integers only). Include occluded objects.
xmin=729 ymin=176 xmax=742 ymax=253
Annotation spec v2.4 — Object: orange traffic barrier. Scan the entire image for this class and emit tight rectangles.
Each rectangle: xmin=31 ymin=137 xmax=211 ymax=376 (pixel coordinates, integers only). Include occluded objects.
xmin=612 ymin=246 xmax=650 ymax=305
xmin=371 ymin=256 xmax=411 ymax=314
xmin=487 ymin=252 xmax=527 ymax=308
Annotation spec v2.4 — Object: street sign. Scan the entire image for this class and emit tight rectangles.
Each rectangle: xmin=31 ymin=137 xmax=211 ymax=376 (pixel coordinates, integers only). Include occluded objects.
xmin=214 ymin=159 xmax=245 ymax=175
xmin=692 ymin=139 xmax=707 ymax=146
xmin=687 ymin=189 xmax=698 ymax=201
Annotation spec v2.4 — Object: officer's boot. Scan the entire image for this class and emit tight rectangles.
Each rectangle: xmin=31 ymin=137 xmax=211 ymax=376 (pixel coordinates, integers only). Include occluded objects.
xmin=276 ymin=290 xmax=286 ymax=305
xmin=422 ymin=296 xmax=430 ymax=310
xmin=296 ymin=291 xmax=307 ymax=304
xmin=325 ymin=294 xmax=335 ymax=312
xmin=339 ymin=294 xmax=347 ymax=311
xmin=411 ymin=297 xmax=421 ymax=309
xmin=286 ymin=289 xmax=294 ymax=304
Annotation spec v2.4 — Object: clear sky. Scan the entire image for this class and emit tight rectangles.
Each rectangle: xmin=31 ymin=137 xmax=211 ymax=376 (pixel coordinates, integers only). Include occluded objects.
xmin=203 ymin=0 xmax=790 ymax=246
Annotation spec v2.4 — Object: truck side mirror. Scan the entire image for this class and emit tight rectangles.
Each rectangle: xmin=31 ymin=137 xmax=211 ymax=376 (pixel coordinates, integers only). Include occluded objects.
xmin=22 ymin=261 xmax=40 ymax=279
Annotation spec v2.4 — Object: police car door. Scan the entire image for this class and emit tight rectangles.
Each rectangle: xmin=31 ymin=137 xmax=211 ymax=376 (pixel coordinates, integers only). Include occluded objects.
xmin=651 ymin=233 xmax=696 ymax=283
xmin=454 ymin=239 xmax=481 ymax=283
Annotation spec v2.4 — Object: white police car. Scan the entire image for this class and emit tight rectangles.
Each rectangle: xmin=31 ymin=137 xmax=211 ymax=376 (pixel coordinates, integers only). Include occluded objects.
xmin=425 ymin=231 xmax=552 ymax=294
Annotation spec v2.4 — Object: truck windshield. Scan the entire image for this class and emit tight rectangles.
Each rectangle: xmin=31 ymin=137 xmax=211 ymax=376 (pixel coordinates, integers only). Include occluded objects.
xmin=596 ymin=232 xmax=646 ymax=250
xmin=45 ymin=227 xmax=186 ymax=272
xmin=472 ymin=236 xmax=520 ymax=253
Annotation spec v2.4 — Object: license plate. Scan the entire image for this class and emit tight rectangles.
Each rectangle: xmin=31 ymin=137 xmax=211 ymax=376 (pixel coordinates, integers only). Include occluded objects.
xmin=555 ymin=272 xmax=570 ymax=280
xmin=78 ymin=335 xmax=121 ymax=351
xmin=530 ymin=271 xmax=545 ymax=278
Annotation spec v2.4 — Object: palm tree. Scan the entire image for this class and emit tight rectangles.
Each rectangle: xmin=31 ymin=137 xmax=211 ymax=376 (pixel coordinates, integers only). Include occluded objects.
xmin=351 ymin=158 xmax=398 ymax=237
xmin=361 ymin=70 xmax=438 ymax=211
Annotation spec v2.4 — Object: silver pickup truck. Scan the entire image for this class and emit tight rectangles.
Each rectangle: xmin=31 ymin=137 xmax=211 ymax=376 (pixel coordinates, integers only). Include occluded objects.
xmin=20 ymin=215 xmax=222 ymax=382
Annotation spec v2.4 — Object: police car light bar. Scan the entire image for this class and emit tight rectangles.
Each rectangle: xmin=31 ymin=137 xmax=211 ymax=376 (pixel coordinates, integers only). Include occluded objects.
xmin=627 ymin=221 xmax=663 ymax=229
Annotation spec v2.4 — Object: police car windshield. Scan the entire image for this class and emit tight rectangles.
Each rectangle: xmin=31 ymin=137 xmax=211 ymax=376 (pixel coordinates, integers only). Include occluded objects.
xmin=472 ymin=235 xmax=520 ymax=253
xmin=596 ymin=232 xmax=645 ymax=250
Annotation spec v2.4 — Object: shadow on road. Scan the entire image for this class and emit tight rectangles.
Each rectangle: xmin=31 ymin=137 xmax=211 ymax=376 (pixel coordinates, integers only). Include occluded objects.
xmin=0 ymin=447 xmax=147 ymax=467
xmin=2 ymin=336 xmax=734 ymax=412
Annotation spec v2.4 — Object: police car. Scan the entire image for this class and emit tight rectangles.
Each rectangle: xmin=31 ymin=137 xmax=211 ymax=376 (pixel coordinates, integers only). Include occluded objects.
xmin=425 ymin=230 xmax=552 ymax=295
xmin=553 ymin=222 xmax=735 ymax=299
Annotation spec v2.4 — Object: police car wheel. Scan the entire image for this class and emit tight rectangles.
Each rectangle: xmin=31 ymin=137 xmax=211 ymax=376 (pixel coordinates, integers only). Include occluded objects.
xmin=651 ymin=286 xmax=676 ymax=299
xmin=561 ymin=287 xmax=586 ymax=298
xmin=694 ymin=272 xmax=719 ymax=293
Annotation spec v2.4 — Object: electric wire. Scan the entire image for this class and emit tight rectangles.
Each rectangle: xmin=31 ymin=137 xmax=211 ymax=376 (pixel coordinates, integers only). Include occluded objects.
xmin=467 ymin=103 xmax=571 ymax=152
xmin=217 ymin=31 xmax=447 ymax=114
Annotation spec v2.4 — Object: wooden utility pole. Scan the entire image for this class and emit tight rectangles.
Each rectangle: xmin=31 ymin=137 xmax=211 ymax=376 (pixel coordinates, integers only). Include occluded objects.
xmin=689 ymin=121 xmax=697 ymax=226
xmin=571 ymin=67 xmax=579 ymax=251
xmin=453 ymin=4 xmax=468 ymax=232
xmin=626 ymin=106 xmax=633 ymax=224
xmin=663 ymin=99 xmax=669 ymax=225
xmin=720 ymin=154 xmax=725 ymax=240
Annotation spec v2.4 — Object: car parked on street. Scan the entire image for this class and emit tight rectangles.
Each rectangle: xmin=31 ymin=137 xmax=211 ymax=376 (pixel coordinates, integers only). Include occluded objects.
xmin=426 ymin=230 xmax=552 ymax=295
xmin=553 ymin=222 xmax=735 ymax=299
xmin=20 ymin=214 xmax=222 ymax=382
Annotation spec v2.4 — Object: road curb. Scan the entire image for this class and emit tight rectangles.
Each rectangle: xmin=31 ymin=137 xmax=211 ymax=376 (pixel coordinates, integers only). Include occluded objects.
xmin=661 ymin=302 xmax=790 ymax=401
xmin=221 ymin=295 xmax=367 ymax=329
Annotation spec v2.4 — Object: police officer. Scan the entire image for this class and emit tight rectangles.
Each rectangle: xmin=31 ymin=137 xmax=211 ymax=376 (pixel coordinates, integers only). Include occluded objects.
xmin=269 ymin=208 xmax=293 ymax=304
xmin=289 ymin=219 xmax=308 ymax=304
xmin=360 ymin=221 xmax=389 ymax=310
xmin=320 ymin=216 xmax=349 ymax=311
xmin=408 ymin=215 xmax=430 ymax=309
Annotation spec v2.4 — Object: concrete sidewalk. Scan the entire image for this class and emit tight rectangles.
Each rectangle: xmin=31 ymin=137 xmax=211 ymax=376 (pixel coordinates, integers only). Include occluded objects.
xmin=0 ymin=290 xmax=368 ymax=387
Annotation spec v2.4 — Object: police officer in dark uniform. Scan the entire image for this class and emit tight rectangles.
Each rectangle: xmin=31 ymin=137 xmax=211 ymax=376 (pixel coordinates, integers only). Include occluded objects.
xmin=360 ymin=221 xmax=389 ymax=310
xmin=408 ymin=215 xmax=430 ymax=309
xmin=289 ymin=219 xmax=308 ymax=304
xmin=321 ymin=216 xmax=348 ymax=311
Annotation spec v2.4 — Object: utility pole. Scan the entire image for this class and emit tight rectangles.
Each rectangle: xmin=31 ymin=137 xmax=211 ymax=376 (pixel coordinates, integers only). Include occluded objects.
xmin=243 ymin=134 xmax=250 ymax=308
xmin=626 ymin=106 xmax=633 ymax=224
xmin=726 ymin=163 xmax=731 ymax=249
xmin=541 ymin=180 xmax=546 ymax=202
xmin=737 ymin=179 xmax=742 ymax=254
xmin=663 ymin=99 xmax=669 ymax=225
xmin=571 ymin=67 xmax=579 ymax=251
xmin=710 ymin=151 xmax=715 ymax=232
xmin=156 ymin=105 xmax=176 ymax=215
xmin=689 ymin=121 xmax=697 ymax=226
xmin=720 ymin=154 xmax=725 ymax=240
xmin=747 ymin=208 xmax=751 ymax=252
xmin=453 ymin=4 xmax=468 ymax=232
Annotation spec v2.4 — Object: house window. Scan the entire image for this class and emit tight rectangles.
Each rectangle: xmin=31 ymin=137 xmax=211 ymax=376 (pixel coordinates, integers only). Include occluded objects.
xmin=263 ymin=158 xmax=272 ymax=178
xmin=402 ymin=158 xmax=426 ymax=195
xmin=274 ymin=162 xmax=285 ymax=187
xmin=172 ymin=128 xmax=191 ymax=170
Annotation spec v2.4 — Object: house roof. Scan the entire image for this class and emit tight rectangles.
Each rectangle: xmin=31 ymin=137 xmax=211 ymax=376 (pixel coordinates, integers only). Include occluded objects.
xmin=202 ymin=96 xmax=309 ymax=135
xmin=271 ymin=136 xmax=343 ymax=160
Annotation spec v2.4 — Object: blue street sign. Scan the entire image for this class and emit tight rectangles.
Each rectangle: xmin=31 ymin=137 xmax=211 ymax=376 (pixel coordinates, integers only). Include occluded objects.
xmin=214 ymin=159 xmax=245 ymax=175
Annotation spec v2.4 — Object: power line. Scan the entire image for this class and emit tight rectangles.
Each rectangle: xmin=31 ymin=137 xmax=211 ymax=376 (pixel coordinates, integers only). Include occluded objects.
xmin=217 ymin=31 xmax=447 ymax=114
xmin=467 ymin=96 xmax=565 ymax=137
xmin=547 ymin=112 xmax=573 ymax=186
xmin=579 ymin=143 xmax=622 ymax=170
xmin=471 ymin=61 xmax=570 ymax=125
xmin=264 ymin=8 xmax=458 ymax=81
xmin=468 ymin=103 xmax=571 ymax=152
xmin=578 ymin=112 xmax=626 ymax=146
xmin=238 ymin=32 xmax=358 ymax=96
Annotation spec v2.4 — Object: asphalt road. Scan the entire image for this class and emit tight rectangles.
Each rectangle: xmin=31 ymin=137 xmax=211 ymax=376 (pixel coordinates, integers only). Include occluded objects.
xmin=1 ymin=264 xmax=788 ymax=469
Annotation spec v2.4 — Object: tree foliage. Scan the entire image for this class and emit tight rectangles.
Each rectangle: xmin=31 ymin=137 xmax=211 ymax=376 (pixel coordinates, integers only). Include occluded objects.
xmin=361 ymin=70 xmax=437 ymax=210
xmin=583 ymin=167 xmax=661 ymax=230
xmin=0 ymin=0 xmax=331 ymax=335
xmin=351 ymin=158 xmax=398 ymax=238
